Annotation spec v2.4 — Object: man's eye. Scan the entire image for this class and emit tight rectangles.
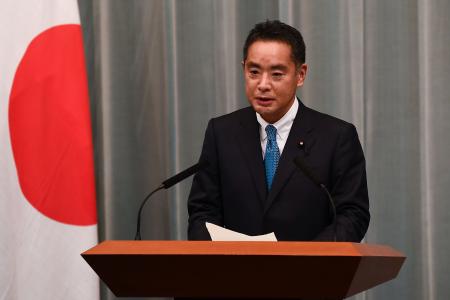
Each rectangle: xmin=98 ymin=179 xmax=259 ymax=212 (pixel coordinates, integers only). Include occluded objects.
xmin=249 ymin=70 xmax=259 ymax=75
xmin=273 ymin=73 xmax=283 ymax=77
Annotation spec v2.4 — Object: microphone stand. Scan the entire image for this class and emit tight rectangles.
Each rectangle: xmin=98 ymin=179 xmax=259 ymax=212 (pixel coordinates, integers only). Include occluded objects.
xmin=134 ymin=184 xmax=164 ymax=240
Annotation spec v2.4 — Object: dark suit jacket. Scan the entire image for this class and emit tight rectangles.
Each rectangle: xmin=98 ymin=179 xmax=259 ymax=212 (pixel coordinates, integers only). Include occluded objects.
xmin=188 ymin=100 xmax=369 ymax=242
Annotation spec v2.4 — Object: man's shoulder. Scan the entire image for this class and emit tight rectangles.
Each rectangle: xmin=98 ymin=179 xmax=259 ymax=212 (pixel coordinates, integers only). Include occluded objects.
xmin=301 ymin=103 xmax=356 ymax=133
xmin=207 ymin=102 xmax=357 ymax=135
xmin=209 ymin=106 xmax=254 ymax=128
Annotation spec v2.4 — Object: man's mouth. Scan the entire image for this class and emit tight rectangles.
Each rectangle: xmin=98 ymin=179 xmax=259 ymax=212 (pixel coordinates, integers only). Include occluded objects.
xmin=256 ymin=96 xmax=275 ymax=102
xmin=255 ymin=97 xmax=275 ymax=107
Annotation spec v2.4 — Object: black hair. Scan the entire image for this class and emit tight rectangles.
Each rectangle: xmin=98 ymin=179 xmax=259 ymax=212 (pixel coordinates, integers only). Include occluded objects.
xmin=243 ymin=20 xmax=306 ymax=67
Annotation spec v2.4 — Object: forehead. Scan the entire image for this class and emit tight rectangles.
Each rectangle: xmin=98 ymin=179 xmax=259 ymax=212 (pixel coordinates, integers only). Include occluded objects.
xmin=246 ymin=40 xmax=294 ymax=66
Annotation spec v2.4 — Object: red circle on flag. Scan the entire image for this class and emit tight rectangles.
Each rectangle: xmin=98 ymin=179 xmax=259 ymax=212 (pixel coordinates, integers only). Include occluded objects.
xmin=8 ymin=24 xmax=97 ymax=226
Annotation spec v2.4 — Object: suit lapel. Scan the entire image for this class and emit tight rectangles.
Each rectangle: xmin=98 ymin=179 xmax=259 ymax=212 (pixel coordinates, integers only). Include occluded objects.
xmin=264 ymin=100 xmax=316 ymax=213
xmin=236 ymin=109 xmax=267 ymax=206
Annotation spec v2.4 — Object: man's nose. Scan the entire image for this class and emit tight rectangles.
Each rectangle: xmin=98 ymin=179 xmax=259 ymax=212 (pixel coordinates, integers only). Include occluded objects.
xmin=257 ymin=73 xmax=271 ymax=92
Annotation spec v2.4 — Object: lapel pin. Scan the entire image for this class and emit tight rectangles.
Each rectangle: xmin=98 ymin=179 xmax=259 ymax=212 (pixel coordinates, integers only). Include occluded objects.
xmin=298 ymin=140 xmax=309 ymax=154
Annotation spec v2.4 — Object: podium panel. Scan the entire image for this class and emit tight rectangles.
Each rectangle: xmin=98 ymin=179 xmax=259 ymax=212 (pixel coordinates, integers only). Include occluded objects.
xmin=82 ymin=241 xmax=405 ymax=299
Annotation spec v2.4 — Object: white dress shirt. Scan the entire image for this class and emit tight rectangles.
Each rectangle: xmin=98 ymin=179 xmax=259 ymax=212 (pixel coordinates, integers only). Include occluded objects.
xmin=256 ymin=97 xmax=299 ymax=157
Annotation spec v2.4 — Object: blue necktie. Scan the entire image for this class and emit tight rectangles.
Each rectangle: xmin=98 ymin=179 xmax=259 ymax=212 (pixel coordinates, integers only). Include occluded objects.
xmin=264 ymin=125 xmax=280 ymax=190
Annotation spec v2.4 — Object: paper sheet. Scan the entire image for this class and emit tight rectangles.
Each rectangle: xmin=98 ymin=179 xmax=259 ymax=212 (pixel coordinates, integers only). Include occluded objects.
xmin=206 ymin=222 xmax=277 ymax=241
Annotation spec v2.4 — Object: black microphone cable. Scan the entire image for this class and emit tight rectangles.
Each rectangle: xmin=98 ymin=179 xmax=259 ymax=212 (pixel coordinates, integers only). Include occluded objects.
xmin=293 ymin=156 xmax=337 ymax=242
xmin=134 ymin=160 xmax=208 ymax=240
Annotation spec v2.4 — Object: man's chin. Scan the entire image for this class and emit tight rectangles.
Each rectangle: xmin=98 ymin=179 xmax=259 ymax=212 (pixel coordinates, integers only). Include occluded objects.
xmin=254 ymin=109 xmax=277 ymax=122
xmin=254 ymin=108 xmax=269 ymax=116
xmin=252 ymin=103 xmax=274 ymax=114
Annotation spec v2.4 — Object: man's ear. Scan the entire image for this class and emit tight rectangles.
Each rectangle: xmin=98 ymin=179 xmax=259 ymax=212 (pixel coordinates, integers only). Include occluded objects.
xmin=241 ymin=60 xmax=245 ymax=70
xmin=296 ymin=63 xmax=308 ymax=87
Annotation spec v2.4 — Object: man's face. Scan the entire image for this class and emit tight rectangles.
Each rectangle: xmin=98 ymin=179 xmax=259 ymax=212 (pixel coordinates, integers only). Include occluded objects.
xmin=243 ymin=40 xmax=307 ymax=124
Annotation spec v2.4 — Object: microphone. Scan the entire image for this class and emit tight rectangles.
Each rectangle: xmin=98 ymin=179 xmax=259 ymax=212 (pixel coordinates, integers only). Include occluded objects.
xmin=293 ymin=156 xmax=337 ymax=242
xmin=134 ymin=160 xmax=208 ymax=240
xmin=162 ymin=160 xmax=208 ymax=188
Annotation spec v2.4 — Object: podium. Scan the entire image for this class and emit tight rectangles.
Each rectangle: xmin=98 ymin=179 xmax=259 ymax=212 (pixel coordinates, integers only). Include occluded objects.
xmin=82 ymin=241 xmax=405 ymax=299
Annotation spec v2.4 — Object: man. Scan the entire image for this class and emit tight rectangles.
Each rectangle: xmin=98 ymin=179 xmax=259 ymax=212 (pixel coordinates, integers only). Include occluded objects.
xmin=188 ymin=20 xmax=369 ymax=242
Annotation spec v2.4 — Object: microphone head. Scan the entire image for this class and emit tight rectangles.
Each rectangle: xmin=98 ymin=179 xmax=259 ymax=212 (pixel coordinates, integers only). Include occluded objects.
xmin=162 ymin=160 xmax=209 ymax=189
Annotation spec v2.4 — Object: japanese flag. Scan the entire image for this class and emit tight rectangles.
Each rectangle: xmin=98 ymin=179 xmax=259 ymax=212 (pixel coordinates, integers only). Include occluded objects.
xmin=0 ymin=0 xmax=99 ymax=299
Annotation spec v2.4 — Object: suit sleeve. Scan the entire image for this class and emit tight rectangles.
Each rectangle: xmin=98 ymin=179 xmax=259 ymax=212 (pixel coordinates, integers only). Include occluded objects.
xmin=187 ymin=119 xmax=223 ymax=240
xmin=314 ymin=124 xmax=370 ymax=242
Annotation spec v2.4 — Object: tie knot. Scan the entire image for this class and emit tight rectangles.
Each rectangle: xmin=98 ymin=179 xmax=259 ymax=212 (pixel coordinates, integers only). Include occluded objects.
xmin=265 ymin=125 xmax=277 ymax=141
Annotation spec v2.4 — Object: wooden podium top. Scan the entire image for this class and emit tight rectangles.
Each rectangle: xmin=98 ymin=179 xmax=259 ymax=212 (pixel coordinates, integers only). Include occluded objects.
xmin=82 ymin=241 xmax=405 ymax=299
xmin=84 ymin=240 xmax=399 ymax=256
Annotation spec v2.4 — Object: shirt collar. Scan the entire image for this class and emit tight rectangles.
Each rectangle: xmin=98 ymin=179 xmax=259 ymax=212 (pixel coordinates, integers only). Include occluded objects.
xmin=256 ymin=97 xmax=299 ymax=141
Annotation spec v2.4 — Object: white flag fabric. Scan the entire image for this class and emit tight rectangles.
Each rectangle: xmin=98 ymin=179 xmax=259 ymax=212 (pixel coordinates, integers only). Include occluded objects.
xmin=0 ymin=1 xmax=99 ymax=299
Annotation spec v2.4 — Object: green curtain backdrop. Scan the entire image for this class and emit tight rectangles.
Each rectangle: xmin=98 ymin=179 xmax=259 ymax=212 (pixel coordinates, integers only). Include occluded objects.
xmin=78 ymin=1 xmax=450 ymax=299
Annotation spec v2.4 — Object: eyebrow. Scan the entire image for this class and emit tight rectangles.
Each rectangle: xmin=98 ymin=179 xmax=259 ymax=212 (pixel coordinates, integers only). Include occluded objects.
xmin=270 ymin=64 xmax=289 ymax=71
xmin=246 ymin=61 xmax=288 ymax=71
